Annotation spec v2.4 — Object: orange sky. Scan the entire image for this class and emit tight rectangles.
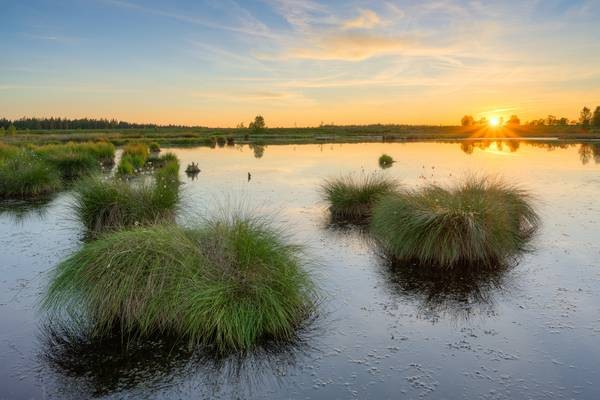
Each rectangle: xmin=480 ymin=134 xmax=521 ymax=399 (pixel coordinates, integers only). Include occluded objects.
xmin=1 ymin=1 xmax=599 ymax=127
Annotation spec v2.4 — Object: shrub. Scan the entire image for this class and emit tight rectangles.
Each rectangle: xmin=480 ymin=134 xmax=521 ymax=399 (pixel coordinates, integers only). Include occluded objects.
xmin=0 ymin=154 xmax=62 ymax=198
xmin=43 ymin=214 xmax=316 ymax=353
xmin=321 ymin=173 xmax=399 ymax=221
xmin=379 ymin=154 xmax=394 ymax=168
xmin=216 ymin=137 xmax=226 ymax=147
xmin=370 ymin=176 xmax=539 ymax=269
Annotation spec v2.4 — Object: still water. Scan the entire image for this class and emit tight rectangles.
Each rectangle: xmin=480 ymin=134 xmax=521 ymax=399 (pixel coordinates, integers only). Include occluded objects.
xmin=1 ymin=141 xmax=600 ymax=399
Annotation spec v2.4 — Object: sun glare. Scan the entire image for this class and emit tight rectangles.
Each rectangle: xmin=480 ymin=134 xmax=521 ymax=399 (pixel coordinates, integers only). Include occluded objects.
xmin=489 ymin=117 xmax=500 ymax=127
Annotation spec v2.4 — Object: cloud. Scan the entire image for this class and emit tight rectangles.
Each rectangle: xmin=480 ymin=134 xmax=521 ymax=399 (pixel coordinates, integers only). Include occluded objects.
xmin=289 ymin=32 xmax=413 ymax=61
xmin=102 ymin=0 xmax=276 ymax=38
xmin=343 ymin=9 xmax=382 ymax=30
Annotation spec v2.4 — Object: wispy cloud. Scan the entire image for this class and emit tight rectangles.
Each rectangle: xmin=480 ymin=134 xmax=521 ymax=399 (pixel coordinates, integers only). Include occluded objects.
xmin=342 ymin=9 xmax=382 ymax=30
xmin=101 ymin=0 xmax=276 ymax=38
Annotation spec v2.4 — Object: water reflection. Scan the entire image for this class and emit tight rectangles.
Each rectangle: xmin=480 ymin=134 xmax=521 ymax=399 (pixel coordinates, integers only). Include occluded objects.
xmin=578 ymin=143 xmax=600 ymax=165
xmin=38 ymin=322 xmax=314 ymax=399
xmin=457 ymin=140 xmax=600 ymax=166
xmin=0 ymin=196 xmax=56 ymax=223
xmin=377 ymin=260 xmax=516 ymax=322
xmin=249 ymin=143 xmax=266 ymax=159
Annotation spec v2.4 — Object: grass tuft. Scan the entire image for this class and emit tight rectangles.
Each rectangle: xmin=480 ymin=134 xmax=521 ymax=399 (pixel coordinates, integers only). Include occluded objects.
xmin=43 ymin=214 xmax=316 ymax=353
xmin=370 ymin=176 xmax=539 ymax=269
xmin=378 ymin=154 xmax=394 ymax=168
xmin=0 ymin=154 xmax=62 ymax=198
xmin=321 ymin=173 xmax=399 ymax=221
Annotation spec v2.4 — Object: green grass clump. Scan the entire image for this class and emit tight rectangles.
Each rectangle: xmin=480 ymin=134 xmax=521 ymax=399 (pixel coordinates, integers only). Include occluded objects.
xmin=0 ymin=143 xmax=21 ymax=160
xmin=149 ymin=142 xmax=161 ymax=153
xmin=0 ymin=154 xmax=62 ymax=198
xmin=40 ymin=150 xmax=100 ymax=179
xmin=379 ymin=154 xmax=394 ymax=168
xmin=117 ymin=143 xmax=150 ymax=174
xmin=321 ymin=173 xmax=399 ymax=221
xmin=43 ymin=215 xmax=316 ymax=353
xmin=72 ymin=175 xmax=179 ymax=233
xmin=370 ymin=176 xmax=539 ymax=269
xmin=147 ymin=152 xmax=178 ymax=168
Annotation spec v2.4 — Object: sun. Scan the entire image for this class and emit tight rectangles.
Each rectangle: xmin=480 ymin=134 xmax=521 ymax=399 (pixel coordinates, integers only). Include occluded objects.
xmin=489 ymin=117 xmax=500 ymax=127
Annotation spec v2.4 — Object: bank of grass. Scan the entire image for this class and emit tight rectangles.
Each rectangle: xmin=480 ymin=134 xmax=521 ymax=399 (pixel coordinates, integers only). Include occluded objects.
xmin=43 ymin=214 xmax=316 ymax=353
xmin=0 ymin=154 xmax=62 ymax=198
xmin=321 ymin=173 xmax=399 ymax=222
xmin=370 ymin=176 xmax=539 ymax=269
xmin=0 ymin=142 xmax=115 ymax=198
xmin=73 ymin=155 xmax=180 ymax=233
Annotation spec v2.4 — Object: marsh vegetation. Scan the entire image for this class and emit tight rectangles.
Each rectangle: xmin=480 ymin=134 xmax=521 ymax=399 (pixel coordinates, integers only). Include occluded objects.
xmin=43 ymin=214 xmax=316 ymax=353
xmin=0 ymin=142 xmax=115 ymax=198
xmin=370 ymin=177 xmax=539 ymax=269
xmin=321 ymin=173 xmax=399 ymax=222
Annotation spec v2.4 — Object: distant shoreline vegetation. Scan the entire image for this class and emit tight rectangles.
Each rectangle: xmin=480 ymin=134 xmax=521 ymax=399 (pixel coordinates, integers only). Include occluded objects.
xmin=1 ymin=106 xmax=600 ymax=132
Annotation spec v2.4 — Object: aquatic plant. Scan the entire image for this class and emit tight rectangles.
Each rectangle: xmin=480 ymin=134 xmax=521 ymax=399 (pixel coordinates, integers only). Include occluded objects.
xmin=40 ymin=150 xmax=100 ymax=179
xmin=116 ymin=143 xmax=149 ymax=174
xmin=0 ymin=154 xmax=62 ymax=198
xmin=43 ymin=214 xmax=316 ymax=353
xmin=370 ymin=176 xmax=539 ymax=269
xmin=378 ymin=154 xmax=394 ymax=168
xmin=321 ymin=173 xmax=399 ymax=221
xmin=149 ymin=142 xmax=161 ymax=153
xmin=185 ymin=162 xmax=200 ymax=174
xmin=72 ymin=176 xmax=179 ymax=233
xmin=116 ymin=158 xmax=134 ymax=175
xmin=0 ymin=143 xmax=21 ymax=160
xmin=36 ymin=142 xmax=115 ymax=167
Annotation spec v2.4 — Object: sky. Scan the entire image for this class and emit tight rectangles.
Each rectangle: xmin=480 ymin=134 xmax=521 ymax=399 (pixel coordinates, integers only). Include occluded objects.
xmin=1 ymin=0 xmax=600 ymax=127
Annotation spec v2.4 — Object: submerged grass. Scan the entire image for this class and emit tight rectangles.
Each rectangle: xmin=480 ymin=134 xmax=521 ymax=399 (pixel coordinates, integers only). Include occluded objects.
xmin=321 ymin=173 xmax=399 ymax=221
xmin=370 ymin=176 xmax=539 ymax=269
xmin=43 ymin=214 xmax=316 ymax=353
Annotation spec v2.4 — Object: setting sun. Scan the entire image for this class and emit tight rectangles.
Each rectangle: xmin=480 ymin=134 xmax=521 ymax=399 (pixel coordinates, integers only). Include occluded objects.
xmin=489 ymin=117 xmax=501 ymax=127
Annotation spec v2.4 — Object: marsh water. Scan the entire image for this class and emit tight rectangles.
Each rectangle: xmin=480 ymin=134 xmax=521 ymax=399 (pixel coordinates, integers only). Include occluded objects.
xmin=1 ymin=140 xmax=600 ymax=399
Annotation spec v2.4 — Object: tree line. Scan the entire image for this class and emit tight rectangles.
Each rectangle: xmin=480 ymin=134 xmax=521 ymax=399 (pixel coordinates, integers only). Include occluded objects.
xmin=461 ymin=106 xmax=600 ymax=127
xmin=0 ymin=117 xmax=196 ymax=131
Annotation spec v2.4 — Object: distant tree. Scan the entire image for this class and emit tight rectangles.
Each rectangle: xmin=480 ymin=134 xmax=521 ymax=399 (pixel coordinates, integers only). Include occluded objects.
xmin=477 ymin=117 xmax=488 ymax=125
xmin=236 ymin=122 xmax=246 ymax=129
xmin=592 ymin=106 xmax=600 ymax=127
xmin=248 ymin=115 xmax=266 ymax=133
xmin=546 ymin=115 xmax=557 ymax=125
xmin=558 ymin=117 xmax=569 ymax=126
xmin=7 ymin=124 xmax=16 ymax=136
xmin=580 ymin=107 xmax=592 ymax=127
xmin=0 ymin=126 xmax=5 ymax=135
xmin=507 ymin=115 xmax=520 ymax=125
xmin=461 ymin=115 xmax=475 ymax=126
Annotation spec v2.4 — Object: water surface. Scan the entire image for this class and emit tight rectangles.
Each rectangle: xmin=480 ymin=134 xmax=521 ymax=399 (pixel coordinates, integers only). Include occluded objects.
xmin=1 ymin=141 xmax=599 ymax=399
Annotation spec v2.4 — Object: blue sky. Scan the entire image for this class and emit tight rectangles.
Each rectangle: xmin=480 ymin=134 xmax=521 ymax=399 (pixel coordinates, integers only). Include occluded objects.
xmin=1 ymin=0 xmax=599 ymax=126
